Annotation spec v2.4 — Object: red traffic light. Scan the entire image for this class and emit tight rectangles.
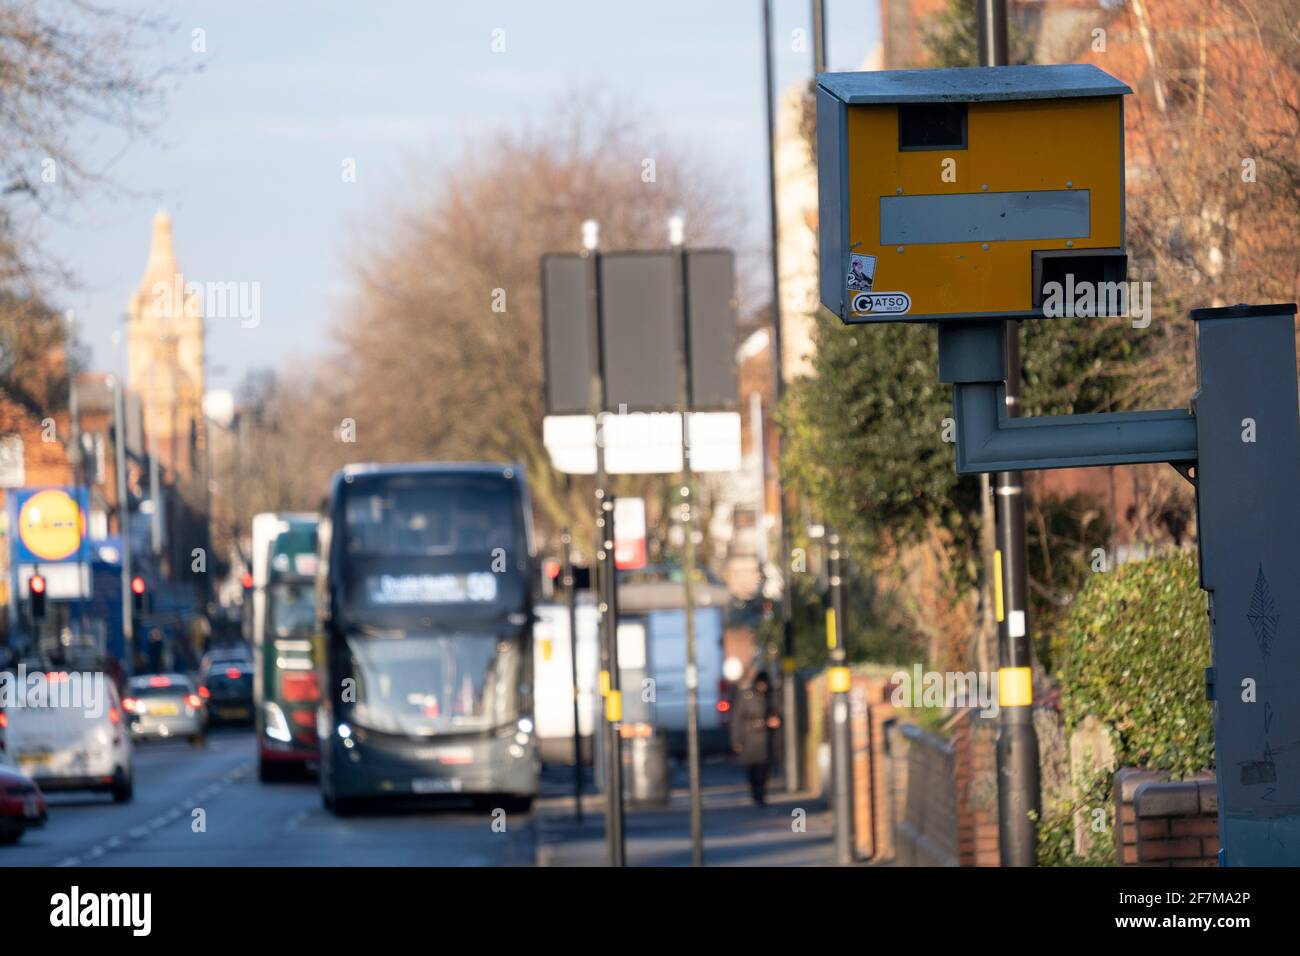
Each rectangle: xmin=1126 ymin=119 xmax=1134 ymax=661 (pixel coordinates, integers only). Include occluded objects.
xmin=29 ymin=574 xmax=46 ymax=595
xmin=131 ymin=575 xmax=146 ymax=596
xmin=240 ymin=572 xmax=254 ymax=590
xmin=543 ymin=558 xmax=560 ymax=580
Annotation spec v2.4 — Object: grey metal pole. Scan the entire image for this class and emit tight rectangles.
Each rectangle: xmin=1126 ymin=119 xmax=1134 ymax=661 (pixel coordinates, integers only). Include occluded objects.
xmin=65 ymin=314 xmax=88 ymax=645
xmin=599 ymin=493 xmax=626 ymax=866
xmin=977 ymin=0 xmax=1009 ymax=66
xmin=147 ymin=368 xmax=162 ymax=559
xmin=676 ymin=243 xmax=704 ymax=867
xmin=112 ymin=376 xmax=134 ymax=676
xmin=977 ymin=0 xmax=1040 ymax=867
xmin=587 ymin=234 xmax=626 ymax=866
xmin=827 ymin=529 xmax=855 ymax=864
xmin=812 ymin=0 xmax=827 ymax=74
xmin=763 ymin=0 xmax=801 ymax=797
xmin=561 ymin=529 xmax=584 ymax=822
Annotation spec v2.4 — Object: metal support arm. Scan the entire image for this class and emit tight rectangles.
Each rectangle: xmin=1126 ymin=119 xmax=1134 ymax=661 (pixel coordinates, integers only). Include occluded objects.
xmin=937 ymin=320 xmax=1197 ymax=475
xmin=951 ymin=382 xmax=1197 ymax=474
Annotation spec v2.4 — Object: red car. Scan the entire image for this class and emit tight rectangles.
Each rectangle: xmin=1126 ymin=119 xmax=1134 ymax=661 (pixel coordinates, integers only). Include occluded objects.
xmin=0 ymin=760 xmax=48 ymax=845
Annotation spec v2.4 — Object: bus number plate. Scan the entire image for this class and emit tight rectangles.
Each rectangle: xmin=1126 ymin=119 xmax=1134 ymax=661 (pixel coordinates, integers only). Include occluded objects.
xmin=412 ymin=778 xmax=462 ymax=794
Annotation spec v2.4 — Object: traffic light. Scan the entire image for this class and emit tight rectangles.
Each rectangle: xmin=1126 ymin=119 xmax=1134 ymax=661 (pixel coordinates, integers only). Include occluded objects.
xmin=131 ymin=575 xmax=146 ymax=615
xmin=28 ymin=574 xmax=46 ymax=621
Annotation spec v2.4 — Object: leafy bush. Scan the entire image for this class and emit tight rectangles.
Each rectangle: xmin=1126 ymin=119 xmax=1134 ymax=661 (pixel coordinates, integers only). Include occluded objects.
xmin=1039 ymin=551 xmax=1212 ymax=865
xmin=1052 ymin=550 xmax=1213 ymax=776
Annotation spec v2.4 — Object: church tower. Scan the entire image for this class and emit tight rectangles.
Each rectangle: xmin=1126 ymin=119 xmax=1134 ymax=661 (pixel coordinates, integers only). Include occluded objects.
xmin=127 ymin=209 xmax=206 ymax=484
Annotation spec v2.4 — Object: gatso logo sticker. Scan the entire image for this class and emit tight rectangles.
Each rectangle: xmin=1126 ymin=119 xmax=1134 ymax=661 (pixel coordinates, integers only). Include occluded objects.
xmin=852 ymin=291 xmax=911 ymax=315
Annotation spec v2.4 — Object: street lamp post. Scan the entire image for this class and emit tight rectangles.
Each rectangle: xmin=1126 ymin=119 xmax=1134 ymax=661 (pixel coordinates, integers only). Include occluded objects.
xmin=110 ymin=375 xmax=134 ymax=676
xmin=977 ymin=0 xmax=1041 ymax=869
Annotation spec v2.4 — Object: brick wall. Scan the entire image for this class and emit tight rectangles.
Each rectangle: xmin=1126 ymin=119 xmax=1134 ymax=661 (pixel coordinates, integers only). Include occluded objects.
xmin=1114 ymin=768 xmax=1219 ymax=866
xmin=948 ymin=709 xmax=1001 ymax=866
xmin=1134 ymin=777 xmax=1219 ymax=866
xmin=849 ymin=675 xmax=895 ymax=860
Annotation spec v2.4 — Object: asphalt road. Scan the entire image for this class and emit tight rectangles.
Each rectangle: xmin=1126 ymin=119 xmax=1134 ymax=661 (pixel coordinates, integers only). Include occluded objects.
xmin=2 ymin=728 xmax=537 ymax=867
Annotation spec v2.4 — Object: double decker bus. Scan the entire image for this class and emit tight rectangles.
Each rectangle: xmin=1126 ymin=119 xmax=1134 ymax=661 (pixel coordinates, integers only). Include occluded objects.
xmin=315 ymin=463 xmax=539 ymax=814
xmin=251 ymin=513 xmax=321 ymax=780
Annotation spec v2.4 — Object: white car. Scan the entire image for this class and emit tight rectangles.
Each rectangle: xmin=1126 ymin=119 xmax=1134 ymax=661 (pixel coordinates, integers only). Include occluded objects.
xmin=2 ymin=671 xmax=134 ymax=803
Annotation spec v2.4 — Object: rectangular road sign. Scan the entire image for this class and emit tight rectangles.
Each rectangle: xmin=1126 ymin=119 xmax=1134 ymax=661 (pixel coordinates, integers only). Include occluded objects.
xmin=542 ymin=250 xmax=739 ymax=414
xmin=541 ymin=254 xmax=597 ymax=415
xmin=600 ymin=252 xmax=681 ymax=412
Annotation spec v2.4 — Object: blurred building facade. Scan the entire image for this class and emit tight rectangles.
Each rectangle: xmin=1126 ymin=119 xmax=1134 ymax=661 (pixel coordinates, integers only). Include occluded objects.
xmin=127 ymin=209 xmax=207 ymax=485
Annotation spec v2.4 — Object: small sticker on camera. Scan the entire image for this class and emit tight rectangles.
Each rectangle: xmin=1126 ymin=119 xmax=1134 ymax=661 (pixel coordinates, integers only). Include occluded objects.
xmin=851 ymin=291 xmax=911 ymax=315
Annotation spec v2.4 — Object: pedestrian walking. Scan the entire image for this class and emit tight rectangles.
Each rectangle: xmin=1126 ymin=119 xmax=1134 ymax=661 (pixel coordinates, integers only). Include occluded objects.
xmin=731 ymin=670 xmax=781 ymax=805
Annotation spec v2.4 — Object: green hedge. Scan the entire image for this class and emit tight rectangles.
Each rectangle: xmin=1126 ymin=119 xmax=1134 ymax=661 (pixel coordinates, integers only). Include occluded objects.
xmin=1053 ymin=550 xmax=1213 ymax=776
xmin=1039 ymin=551 xmax=1212 ymax=865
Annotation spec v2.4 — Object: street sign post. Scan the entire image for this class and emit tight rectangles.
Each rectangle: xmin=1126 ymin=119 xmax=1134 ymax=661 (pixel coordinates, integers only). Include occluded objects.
xmin=817 ymin=63 xmax=1300 ymax=866
xmin=542 ymin=242 xmax=739 ymax=868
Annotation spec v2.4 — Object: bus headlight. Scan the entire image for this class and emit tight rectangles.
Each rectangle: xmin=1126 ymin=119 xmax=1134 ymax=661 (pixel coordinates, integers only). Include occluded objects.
xmin=265 ymin=703 xmax=292 ymax=743
xmin=337 ymin=722 xmax=352 ymax=740
xmin=517 ymin=717 xmax=533 ymax=735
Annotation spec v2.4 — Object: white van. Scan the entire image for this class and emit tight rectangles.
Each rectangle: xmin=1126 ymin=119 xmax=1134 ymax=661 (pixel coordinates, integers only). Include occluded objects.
xmin=0 ymin=671 xmax=134 ymax=802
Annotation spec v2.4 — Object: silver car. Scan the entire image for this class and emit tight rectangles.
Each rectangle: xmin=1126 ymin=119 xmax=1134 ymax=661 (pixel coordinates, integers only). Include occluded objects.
xmin=124 ymin=674 xmax=208 ymax=746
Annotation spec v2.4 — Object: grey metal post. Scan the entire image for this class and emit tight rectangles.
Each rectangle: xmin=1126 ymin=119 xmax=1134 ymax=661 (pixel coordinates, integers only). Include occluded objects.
xmin=561 ymin=530 xmax=583 ymax=822
xmin=599 ymin=492 xmax=626 ymax=865
xmin=676 ymin=245 xmax=705 ymax=867
xmin=763 ymin=0 xmax=802 ymax=797
xmin=148 ymin=368 xmax=163 ymax=559
xmin=1190 ymin=303 xmax=1300 ymax=865
xmin=587 ymin=234 xmax=626 ymax=867
xmin=811 ymin=0 xmax=827 ymax=75
xmin=827 ymin=529 xmax=855 ymax=864
xmin=112 ymin=376 xmax=134 ymax=676
xmin=975 ymin=0 xmax=1040 ymax=868
xmin=66 ymin=316 xmax=88 ymax=644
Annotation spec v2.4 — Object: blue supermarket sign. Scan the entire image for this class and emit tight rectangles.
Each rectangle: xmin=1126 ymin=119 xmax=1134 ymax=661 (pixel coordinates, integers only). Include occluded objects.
xmin=8 ymin=487 xmax=90 ymax=564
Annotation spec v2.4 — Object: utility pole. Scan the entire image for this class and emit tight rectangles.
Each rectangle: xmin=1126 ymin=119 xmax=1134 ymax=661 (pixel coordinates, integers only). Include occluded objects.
xmin=978 ymin=0 xmax=1040 ymax=867
xmin=148 ymin=367 xmax=163 ymax=559
xmin=561 ymin=529 xmax=584 ymax=822
xmin=585 ymin=220 xmax=626 ymax=867
xmin=672 ymin=217 xmax=705 ymax=867
xmin=826 ymin=528 xmax=855 ymax=865
xmin=598 ymin=493 xmax=626 ymax=865
xmin=812 ymin=0 xmax=827 ymax=75
xmin=65 ymin=311 xmax=89 ymax=645
xmin=763 ymin=0 xmax=801 ymax=796
xmin=111 ymin=375 xmax=134 ymax=676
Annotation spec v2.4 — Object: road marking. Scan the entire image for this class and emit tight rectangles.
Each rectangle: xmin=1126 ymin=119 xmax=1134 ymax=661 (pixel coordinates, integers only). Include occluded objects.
xmin=44 ymin=759 xmax=255 ymax=866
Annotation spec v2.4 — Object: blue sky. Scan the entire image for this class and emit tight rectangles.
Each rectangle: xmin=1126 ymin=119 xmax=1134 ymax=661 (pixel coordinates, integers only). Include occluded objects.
xmin=42 ymin=1 xmax=879 ymax=391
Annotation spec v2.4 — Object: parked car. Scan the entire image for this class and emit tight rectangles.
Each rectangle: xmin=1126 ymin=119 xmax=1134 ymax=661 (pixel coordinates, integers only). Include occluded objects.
xmin=0 ymin=757 xmax=47 ymax=845
xmin=0 ymin=671 xmax=133 ymax=802
xmin=124 ymin=674 xmax=207 ymax=745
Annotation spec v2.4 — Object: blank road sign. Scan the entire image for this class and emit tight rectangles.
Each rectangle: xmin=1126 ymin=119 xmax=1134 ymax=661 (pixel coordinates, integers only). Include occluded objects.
xmin=600 ymin=252 xmax=681 ymax=412
xmin=541 ymin=254 xmax=597 ymax=415
xmin=542 ymin=248 xmax=738 ymax=414
xmin=685 ymin=249 xmax=738 ymax=411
